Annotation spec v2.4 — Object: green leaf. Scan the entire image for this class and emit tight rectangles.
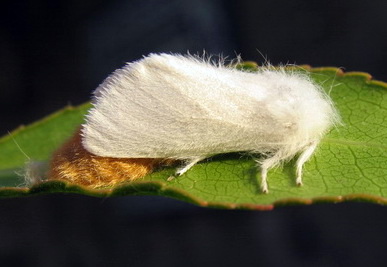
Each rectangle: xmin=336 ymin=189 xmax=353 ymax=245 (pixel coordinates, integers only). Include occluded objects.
xmin=0 ymin=66 xmax=386 ymax=210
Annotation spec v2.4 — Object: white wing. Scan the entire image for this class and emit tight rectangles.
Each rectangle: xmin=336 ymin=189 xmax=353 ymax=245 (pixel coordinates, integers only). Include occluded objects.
xmin=82 ymin=54 xmax=332 ymax=160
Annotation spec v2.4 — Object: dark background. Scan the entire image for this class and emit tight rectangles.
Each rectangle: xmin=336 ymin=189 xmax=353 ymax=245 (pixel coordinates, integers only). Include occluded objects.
xmin=1 ymin=0 xmax=387 ymax=266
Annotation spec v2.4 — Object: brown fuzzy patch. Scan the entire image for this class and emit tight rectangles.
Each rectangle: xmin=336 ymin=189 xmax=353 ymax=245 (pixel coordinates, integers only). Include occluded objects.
xmin=48 ymin=128 xmax=177 ymax=188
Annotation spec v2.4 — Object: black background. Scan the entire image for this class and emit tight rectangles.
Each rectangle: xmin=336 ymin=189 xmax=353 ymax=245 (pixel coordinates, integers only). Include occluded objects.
xmin=1 ymin=1 xmax=387 ymax=266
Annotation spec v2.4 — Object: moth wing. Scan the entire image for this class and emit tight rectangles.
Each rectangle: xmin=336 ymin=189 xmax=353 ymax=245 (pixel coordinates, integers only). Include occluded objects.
xmin=82 ymin=54 xmax=281 ymax=159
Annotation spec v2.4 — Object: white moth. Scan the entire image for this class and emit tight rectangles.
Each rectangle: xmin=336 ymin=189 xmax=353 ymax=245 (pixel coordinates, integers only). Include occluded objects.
xmin=82 ymin=53 xmax=339 ymax=193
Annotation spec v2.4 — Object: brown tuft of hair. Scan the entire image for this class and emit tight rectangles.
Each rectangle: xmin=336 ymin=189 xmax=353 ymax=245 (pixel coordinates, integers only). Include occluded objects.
xmin=48 ymin=128 xmax=177 ymax=188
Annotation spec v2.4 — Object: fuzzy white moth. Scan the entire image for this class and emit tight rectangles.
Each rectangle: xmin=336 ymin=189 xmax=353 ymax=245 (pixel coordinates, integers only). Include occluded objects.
xmin=81 ymin=53 xmax=339 ymax=193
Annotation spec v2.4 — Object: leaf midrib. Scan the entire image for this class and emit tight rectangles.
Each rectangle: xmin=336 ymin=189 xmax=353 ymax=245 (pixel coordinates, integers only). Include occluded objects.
xmin=324 ymin=137 xmax=387 ymax=149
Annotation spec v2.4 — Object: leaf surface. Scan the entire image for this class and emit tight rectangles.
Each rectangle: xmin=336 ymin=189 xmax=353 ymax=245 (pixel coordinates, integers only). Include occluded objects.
xmin=1 ymin=67 xmax=386 ymax=210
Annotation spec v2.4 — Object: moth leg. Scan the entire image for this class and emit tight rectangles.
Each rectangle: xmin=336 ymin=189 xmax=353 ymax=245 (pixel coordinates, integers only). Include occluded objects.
xmin=295 ymin=141 xmax=318 ymax=186
xmin=259 ymin=154 xmax=284 ymax=194
xmin=175 ymin=156 xmax=206 ymax=176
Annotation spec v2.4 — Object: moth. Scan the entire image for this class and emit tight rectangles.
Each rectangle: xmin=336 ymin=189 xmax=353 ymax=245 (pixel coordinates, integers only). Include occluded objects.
xmin=45 ymin=53 xmax=339 ymax=193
